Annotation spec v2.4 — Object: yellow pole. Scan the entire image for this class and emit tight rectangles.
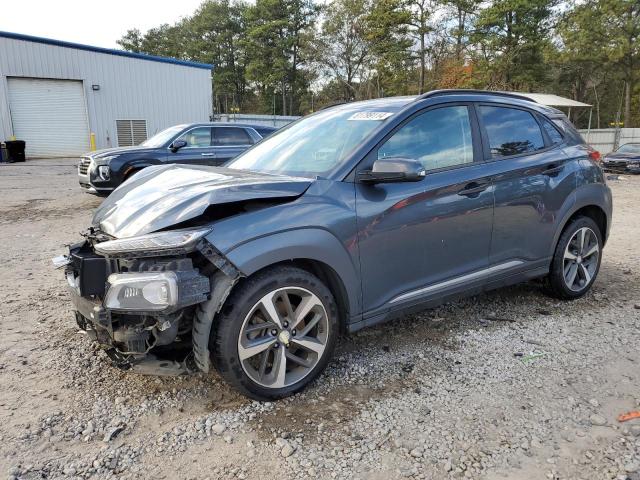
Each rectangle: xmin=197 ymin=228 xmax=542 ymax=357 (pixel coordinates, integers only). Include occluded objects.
xmin=90 ymin=132 xmax=96 ymax=151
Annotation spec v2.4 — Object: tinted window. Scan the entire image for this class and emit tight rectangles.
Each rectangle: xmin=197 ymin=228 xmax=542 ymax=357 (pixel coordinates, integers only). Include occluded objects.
xmin=378 ymin=106 xmax=474 ymax=171
xmin=214 ymin=128 xmax=253 ymax=146
xmin=179 ymin=127 xmax=212 ymax=148
xmin=541 ymin=118 xmax=563 ymax=144
xmin=480 ymin=106 xmax=545 ymax=157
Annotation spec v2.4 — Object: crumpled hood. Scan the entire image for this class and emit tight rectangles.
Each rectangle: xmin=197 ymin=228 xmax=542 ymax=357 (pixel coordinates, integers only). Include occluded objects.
xmin=92 ymin=164 xmax=313 ymax=238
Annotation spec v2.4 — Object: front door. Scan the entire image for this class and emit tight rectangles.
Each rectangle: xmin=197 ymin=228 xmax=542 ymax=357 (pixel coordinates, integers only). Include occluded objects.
xmin=355 ymin=104 xmax=494 ymax=316
xmin=168 ymin=126 xmax=217 ymax=165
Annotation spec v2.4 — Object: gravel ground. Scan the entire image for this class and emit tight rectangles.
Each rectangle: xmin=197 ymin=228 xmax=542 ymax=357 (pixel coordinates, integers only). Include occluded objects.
xmin=0 ymin=158 xmax=638 ymax=480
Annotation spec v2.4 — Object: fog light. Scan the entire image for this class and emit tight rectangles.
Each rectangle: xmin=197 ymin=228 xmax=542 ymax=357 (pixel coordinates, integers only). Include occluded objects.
xmin=98 ymin=165 xmax=110 ymax=181
xmin=105 ymin=272 xmax=178 ymax=311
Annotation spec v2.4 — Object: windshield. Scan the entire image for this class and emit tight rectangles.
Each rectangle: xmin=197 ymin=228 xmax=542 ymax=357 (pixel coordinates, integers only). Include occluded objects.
xmin=227 ymin=104 xmax=401 ymax=177
xmin=616 ymin=143 xmax=640 ymax=154
xmin=141 ymin=125 xmax=186 ymax=148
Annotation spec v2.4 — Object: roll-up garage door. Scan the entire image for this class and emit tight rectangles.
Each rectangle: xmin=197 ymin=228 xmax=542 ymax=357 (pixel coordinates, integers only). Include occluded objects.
xmin=7 ymin=78 xmax=90 ymax=157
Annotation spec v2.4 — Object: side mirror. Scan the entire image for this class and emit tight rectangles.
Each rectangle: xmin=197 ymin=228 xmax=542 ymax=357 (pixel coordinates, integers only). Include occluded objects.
xmin=357 ymin=157 xmax=426 ymax=184
xmin=170 ymin=139 xmax=187 ymax=152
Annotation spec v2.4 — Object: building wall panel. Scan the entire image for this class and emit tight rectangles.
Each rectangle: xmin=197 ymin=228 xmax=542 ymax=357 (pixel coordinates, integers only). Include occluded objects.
xmin=0 ymin=34 xmax=212 ymax=156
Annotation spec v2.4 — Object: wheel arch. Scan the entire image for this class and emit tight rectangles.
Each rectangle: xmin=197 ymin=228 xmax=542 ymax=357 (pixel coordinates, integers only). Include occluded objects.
xmin=222 ymin=228 xmax=362 ymax=329
xmin=550 ymin=185 xmax=611 ymax=257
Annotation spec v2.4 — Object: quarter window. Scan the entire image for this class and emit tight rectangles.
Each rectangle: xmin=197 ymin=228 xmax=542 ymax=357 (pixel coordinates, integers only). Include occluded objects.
xmin=479 ymin=106 xmax=545 ymax=158
xmin=179 ymin=127 xmax=213 ymax=148
xmin=378 ymin=106 xmax=474 ymax=171
xmin=214 ymin=128 xmax=253 ymax=146
xmin=541 ymin=118 xmax=563 ymax=145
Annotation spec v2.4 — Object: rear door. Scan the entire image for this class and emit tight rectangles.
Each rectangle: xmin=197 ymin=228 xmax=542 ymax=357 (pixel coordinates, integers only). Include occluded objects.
xmin=168 ymin=126 xmax=215 ymax=165
xmin=355 ymin=103 xmax=495 ymax=316
xmin=476 ymin=104 xmax=574 ymax=270
xmin=212 ymin=127 xmax=255 ymax=164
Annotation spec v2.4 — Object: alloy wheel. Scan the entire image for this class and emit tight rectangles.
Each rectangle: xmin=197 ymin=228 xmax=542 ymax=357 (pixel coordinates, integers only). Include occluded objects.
xmin=562 ymin=227 xmax=600 ymax=292
xmin=237 ymin=287 xmax=329 ymax=389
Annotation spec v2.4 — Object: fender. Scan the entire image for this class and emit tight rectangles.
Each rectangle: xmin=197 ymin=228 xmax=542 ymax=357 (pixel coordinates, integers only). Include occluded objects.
xmin=548 ymin=182 xmax=612 ymax=257
xmin=222 ymin=228 xmax=362 ymax=320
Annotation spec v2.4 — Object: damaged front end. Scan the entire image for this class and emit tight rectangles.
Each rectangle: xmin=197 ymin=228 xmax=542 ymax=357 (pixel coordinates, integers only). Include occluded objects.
xmin=57 ymin=227 xmax=239 ymax=375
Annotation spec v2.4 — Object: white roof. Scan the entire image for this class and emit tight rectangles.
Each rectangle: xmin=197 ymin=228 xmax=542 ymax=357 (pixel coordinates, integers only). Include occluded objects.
xmin=517 ymin=93 xmax=591 ymax=108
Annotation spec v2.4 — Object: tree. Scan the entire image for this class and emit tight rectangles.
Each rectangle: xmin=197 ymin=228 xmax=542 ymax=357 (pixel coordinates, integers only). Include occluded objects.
xmin=316 ymin=0 xmax=372 ymax=101
xmin=472 ymin=0 xmax=558 ymax=90
xmin=244 ymin=0 xmax=318 ymax=115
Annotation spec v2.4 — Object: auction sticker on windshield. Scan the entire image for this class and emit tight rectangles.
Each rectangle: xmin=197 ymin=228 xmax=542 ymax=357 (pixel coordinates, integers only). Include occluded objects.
xmin=348 ymin=112 xmax=394 ymax=121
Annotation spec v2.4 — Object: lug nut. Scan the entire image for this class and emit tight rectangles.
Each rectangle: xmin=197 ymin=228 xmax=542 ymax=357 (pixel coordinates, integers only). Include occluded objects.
xmin=283 ymin=321 xmax=289 ymax=328
xmin=274 ymin=343 xmax=280 ymax=349
xmin=271 ymin=329 xmax=278 ymax=336
xmin=292 ymin=329 xmax=296 ymax=336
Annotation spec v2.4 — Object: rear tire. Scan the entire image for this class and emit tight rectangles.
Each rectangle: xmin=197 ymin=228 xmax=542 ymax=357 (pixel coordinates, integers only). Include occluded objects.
xmin=210 ymin=266 xmax=338 ymax=400
xmin=545 ymin=216 xmax=602 ymax=300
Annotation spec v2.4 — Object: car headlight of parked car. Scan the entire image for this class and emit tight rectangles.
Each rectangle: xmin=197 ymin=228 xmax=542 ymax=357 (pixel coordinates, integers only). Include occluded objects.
xmin=94 ymin=227 xmax=211 ymax=257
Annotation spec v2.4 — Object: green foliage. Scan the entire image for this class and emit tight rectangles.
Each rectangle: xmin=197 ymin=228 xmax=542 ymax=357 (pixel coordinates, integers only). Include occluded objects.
xmin=118 ymin=0 xmax=640 ymax=126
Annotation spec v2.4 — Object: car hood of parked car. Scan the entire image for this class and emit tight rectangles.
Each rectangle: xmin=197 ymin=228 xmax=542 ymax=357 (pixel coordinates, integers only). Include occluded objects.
xmin=88 ymin=146 xmax=158 ymax=159
xmin=605 ymin=152 xmax=640 ymax=161
xmin=92 ymin=164 xmax=313 ymax=238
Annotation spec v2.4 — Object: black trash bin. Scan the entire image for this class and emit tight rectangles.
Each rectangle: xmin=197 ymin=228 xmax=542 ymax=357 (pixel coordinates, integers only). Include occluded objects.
xmin=5 ymin=140 xmax=26 ymax=162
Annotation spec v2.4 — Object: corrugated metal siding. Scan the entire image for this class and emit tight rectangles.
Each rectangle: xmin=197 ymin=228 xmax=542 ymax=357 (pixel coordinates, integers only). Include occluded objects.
xmin=0 ymin=36 xmax=212 ymax=157
xmin=7 ymin=78 xmax=90 ymax=156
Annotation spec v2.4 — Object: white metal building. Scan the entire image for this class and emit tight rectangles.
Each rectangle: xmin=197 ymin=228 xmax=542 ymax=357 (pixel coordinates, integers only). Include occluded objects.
xmin=0 ymin=31 xmax=212 ymax=158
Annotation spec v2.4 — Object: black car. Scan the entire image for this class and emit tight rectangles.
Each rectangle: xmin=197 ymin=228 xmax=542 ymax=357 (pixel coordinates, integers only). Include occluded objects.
xmin=78 ymin=123 xmax=277 ymax=193
xmin=603 ymin=143 xmax=640 ymax=173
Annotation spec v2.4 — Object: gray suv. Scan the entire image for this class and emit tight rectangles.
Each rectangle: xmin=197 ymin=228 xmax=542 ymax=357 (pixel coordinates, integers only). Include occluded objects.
xmin=56 ymin=90 xmax=612 ymax=400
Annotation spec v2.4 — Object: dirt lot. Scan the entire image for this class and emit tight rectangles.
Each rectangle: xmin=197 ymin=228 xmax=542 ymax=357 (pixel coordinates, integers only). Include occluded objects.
xmin=0 ymin=158 xmax=639 ymax=480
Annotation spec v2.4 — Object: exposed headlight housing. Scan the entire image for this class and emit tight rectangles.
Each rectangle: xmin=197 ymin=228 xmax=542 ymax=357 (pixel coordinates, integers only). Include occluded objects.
xmin=105 ymin=272 xmax=178 ymax=311
xmin=94 ymin=228 xmax=210 ymax=257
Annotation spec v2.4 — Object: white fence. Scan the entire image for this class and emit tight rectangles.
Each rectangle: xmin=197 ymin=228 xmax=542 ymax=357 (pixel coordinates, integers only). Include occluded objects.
xmin=579 ymin=128 xmax=640 ymax=154
xmin=214 ymin=113 xmax=300 ymax=128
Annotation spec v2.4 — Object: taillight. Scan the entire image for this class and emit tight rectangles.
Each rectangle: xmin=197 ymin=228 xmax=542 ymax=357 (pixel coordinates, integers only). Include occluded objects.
xmin=588 ymin=149 xmax=602 ymax=163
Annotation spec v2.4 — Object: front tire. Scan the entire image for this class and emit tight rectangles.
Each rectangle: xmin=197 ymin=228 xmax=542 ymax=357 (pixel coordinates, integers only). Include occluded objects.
xmin=211 ymin=266 xmax=338 ymax=400
xmin=545 ymin=216 xmax=602 ymax=300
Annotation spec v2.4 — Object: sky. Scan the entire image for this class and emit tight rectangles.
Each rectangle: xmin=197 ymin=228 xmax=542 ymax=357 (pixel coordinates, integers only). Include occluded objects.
xmin=0 ymin=0 xmax=205 ymax=49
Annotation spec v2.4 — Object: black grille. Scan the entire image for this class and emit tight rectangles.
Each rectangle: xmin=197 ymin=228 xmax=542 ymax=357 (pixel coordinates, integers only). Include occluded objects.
xmin=78 ymin=157 xmax=91 ymax=175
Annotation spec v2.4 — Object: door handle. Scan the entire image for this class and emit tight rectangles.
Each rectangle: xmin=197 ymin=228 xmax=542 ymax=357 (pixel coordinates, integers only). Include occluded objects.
xmin=542 ymin=164 xmax=564 ymax=176
xmin=457 ymin=181 xmax=489 ymax=197
xmin=201 ymin=153 xmax=216 ymax=157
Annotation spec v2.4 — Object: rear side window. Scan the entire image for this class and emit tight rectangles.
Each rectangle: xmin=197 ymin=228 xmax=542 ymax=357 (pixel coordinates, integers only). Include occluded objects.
xmin=214 ymin=128 xmax=254 ymax=146
xmin=378 ymin=105 xmax=474 ymax=171
xmin=541 ymin=117 xmax=563 ymax=145
xmin=479 ymin=106 xmax=545 ymax=158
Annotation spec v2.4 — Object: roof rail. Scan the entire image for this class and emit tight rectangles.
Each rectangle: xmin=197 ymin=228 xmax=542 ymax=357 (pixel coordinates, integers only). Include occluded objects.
xmin=416 ymin=89 xmax=537 ymax=103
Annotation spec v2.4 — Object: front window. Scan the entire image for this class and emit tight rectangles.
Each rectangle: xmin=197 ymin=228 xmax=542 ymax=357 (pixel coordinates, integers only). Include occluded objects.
xmin=141 ymin=125 xmax=186 ymax=148
xmin=378 ymin=106 xmax=474 ymax=171
xmin=178 ymin=127 xmax=213 ymax=147
xmin=616 ymin=144 xmax=640 ymax=154
xmin=227 ymin=104 xmax=401 ymax=177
